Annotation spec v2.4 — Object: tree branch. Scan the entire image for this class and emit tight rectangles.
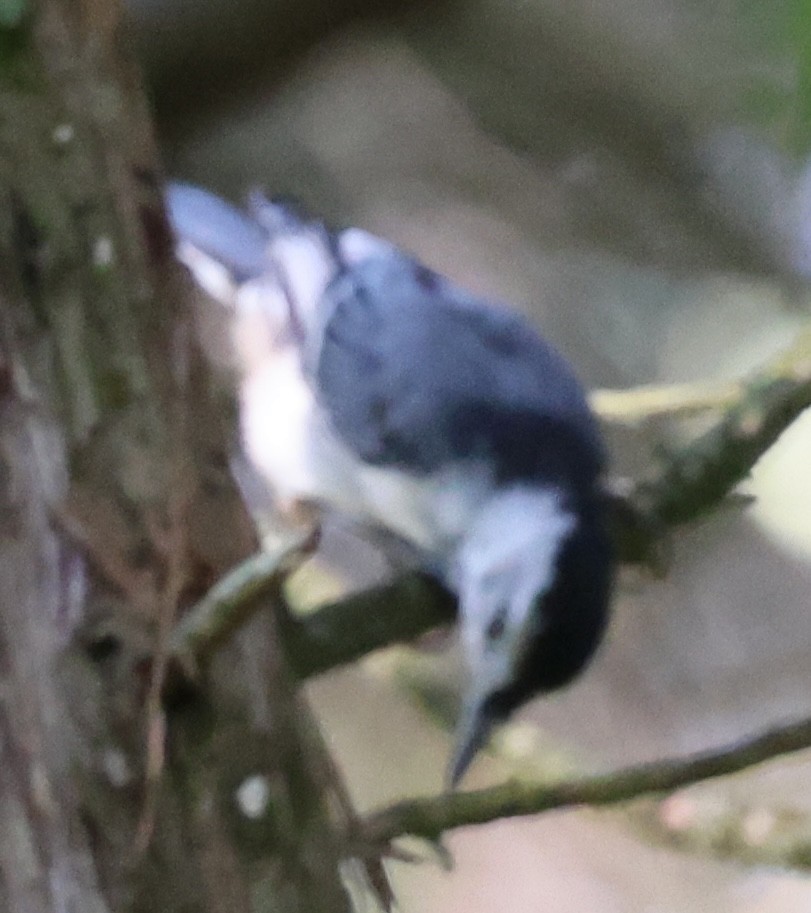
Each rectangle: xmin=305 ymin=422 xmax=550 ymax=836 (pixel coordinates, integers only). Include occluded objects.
xmin=360 ymin=715 xmax=811 ymax=844
xmin=590 ymin=380 xmax=737 ymax=426
xmin=632 ymin=327 xmax=811 ymax=526
xmin=170 ymin=546 xmax=308 ymax=669
xmin=287 ymin=325 xmax=811 ymax=668
xmin=172 ymin=326 xmax=811 ymax=681
xmin=366 ymin=659 xmax=811 ymax=860
xmin=280 ymin=575 xmax=456 ymax=681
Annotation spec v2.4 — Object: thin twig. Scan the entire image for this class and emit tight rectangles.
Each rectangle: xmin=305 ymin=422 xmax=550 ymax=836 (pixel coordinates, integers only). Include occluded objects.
xmin=361 ymin=716 xmax=811 ymax=844
xmin=382 ymin=655 xmax=811 ymax=871
xmin=591 ymin=380 xmax=738 ymax=426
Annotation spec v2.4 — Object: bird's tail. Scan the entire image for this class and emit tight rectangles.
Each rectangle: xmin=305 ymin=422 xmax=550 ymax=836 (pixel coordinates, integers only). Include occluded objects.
xmin=165 ymin=182 xmax=340 ymax=351
xmin=165 ymin=181 xmax=271 ymax=303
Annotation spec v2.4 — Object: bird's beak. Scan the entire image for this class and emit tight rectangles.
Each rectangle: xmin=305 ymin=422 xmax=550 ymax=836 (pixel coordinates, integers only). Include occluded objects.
xmin=446 ymin=690 xmax=496 ymax=790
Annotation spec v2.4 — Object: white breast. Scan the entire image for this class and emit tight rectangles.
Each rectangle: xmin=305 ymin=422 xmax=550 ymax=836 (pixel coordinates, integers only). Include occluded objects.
xmin=233 ymin=269 xmax=493 ymax=559
xmin=239 ymin=342 xmax=491 ymax=558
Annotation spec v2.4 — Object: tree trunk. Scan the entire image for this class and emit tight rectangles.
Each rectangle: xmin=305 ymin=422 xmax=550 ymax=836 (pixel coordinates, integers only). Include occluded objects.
xmin=0 ymin=1 xmax=350 ymax=910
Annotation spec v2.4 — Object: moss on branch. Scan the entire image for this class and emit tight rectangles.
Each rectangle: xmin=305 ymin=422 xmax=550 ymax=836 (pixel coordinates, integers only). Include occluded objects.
xmin=633 ymin=328 xmax=811 ymax=525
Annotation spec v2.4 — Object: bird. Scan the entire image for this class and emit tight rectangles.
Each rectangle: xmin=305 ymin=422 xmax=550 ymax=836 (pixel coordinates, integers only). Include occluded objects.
xmin=166 ymin=181 xmax=614 ymax=787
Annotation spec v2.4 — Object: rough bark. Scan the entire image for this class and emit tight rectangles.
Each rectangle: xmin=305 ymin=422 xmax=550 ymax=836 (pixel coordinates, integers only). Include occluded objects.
xmin=0 ymin=1 xmax=350 ymax=910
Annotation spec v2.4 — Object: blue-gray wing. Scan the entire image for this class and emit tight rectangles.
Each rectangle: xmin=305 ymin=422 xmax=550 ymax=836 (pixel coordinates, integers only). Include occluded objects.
xmin=165 ymin=182 xmax=270 ymax=281
xmin=316 ymin=256 xmax=604 ymax=487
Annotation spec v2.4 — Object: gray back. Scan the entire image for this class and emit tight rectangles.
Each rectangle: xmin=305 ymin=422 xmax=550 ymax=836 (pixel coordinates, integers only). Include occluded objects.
xmin=316 ymin=254 xmax=603 ymax=486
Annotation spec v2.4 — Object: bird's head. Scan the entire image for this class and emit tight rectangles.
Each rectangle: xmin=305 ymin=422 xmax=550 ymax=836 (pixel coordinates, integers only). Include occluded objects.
xmin=448 ymin=485 xmax=613 ymax=786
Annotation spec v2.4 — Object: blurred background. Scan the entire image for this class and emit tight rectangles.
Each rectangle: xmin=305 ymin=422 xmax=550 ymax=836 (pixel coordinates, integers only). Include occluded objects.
xmin=133 ymin=2 xmax=811 ymax=909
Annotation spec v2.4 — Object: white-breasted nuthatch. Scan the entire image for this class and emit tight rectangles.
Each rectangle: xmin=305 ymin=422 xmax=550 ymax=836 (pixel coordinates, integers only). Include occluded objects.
xmin=166 ymin=182 xmax=614 ymax=786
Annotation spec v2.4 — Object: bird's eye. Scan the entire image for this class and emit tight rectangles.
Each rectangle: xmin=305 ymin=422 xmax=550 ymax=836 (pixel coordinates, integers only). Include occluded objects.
xmin=486 ymin=607 xmax=508 ymax=641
